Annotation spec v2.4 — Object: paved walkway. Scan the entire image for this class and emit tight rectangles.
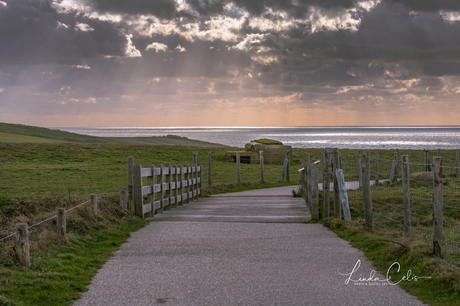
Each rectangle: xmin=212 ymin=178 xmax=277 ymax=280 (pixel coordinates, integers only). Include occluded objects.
xmin=75 ymin=186 xmax=426 ymax=306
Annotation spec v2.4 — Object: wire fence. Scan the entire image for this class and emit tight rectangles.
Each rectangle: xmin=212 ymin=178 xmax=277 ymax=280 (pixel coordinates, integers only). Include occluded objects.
xmin=334 ymin=149 xmax=460 ymax=270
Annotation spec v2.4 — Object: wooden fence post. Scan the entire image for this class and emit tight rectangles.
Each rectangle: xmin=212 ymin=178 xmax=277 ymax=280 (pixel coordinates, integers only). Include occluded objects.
xmin=310 ymin=164 xmax=319 ymax=221
xmin=437 ymin=148 xmax=441 ymax=157
xmin=375 ymin=151 xmax=379 ymax=184
xmin=321 ymin=152 xmax=330 ymax=219
xmin=456 ymin=150 xmax=459 ymax=178
xmin=193 ymin=164 xmax=198 ymax=200
xmin=199 ymin=162 xmax=202 ymax=197
xmin=401 ymin=155 xmax=411 ymax=237
xmin=188 ymin=164 xmax=193 ymax=201
xmin=433 ymin=156 xmax=443 ymax=258
xmin=173 ymin=164 xmax=179 ymax=208
xmin=305 ymin=153 xmax=310 ymax=206
xmin=394 ymin=149 xmax=399 ymax=178
xmin=127 ymin=156 xmax=134 ymax=215
xmin=157 ymin=163 xmax=165 ymax=210
xmin=133 ymin=164 xmax=142 ymax=217
xmin=178 ymin=164 xmax=183 ymax=206
xmin=57 ymin=208 xmax=67 ymax=241
xmin=165 ymin=164 xmax=172 ymax=211
xmin=236 ymin=152 xmax=241 ymax=185
xmin=286 ymin=151 xmax=290 ymax=183
xmin=363 ymin=151 xmax=373 ymax=231
xmin=357 ymin=150 xmax=362 ymax=188
xmin=120 ymin=187 xmax=127 ymax=210
xmin=260 ymin=151 xmax=264 ymax=183
xmin=15 ymin=223 xmax=30 ymax=267
xmin=336 ymin=169 xmax=351 ymax=221
xmin=208 ymin=152 xmax=212 ymax=186
xmin=90 ymin=194 xmax=97 ymax=217
xmin=333 ymin=148 xmax=341 ymax=219
xmin=424 ymin=150 xmax=431 ymax=172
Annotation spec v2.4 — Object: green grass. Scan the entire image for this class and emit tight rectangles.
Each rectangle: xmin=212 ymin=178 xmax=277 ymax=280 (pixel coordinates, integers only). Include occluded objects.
xmin=0 ymin=132 xmax=64 ymax=143
xmin=322 ymin=218 xmax=460 ymax=305
xmin=251 ymin=138 xmax=284 ymax=145
xmin=0 ymin=198 xmax=147 ymax=306
xmin=0 ymin=137 xmax=459 ymax=305
xmin=0 ymin=122 xmax=121 ymax=144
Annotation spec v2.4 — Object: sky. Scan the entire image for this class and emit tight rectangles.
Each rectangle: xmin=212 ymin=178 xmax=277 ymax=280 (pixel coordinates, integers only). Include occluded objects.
xmin=1 ymin=0 xmax=460 ymax=127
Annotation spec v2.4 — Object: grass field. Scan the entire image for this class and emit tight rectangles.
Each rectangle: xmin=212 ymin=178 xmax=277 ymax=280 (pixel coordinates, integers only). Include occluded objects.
xmin=0 ymin=132 xmax=64 ymax=143
xmin=0 ymin=122 xmax=459 ymax=305
xmin=0 ymin=122 xmax=121 ymax=144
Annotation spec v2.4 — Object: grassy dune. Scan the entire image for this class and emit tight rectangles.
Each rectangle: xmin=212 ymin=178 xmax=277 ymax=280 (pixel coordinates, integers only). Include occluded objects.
xmin=0 ymin=132 xmax=64 ymax=143
xmin=0 ymin=122 xmax=121 ymax=144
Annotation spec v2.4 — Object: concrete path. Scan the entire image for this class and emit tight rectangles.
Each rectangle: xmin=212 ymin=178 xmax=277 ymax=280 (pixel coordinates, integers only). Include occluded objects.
xmin=75 ymin=186 xmax=426 ymax=306
xmin=144 ymin=186 xmax=308 ymax=223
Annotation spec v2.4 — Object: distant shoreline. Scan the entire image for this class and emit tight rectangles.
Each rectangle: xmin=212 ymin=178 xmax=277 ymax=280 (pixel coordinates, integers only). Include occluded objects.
xmin=110 ymin=135 xmax=228 ymax=147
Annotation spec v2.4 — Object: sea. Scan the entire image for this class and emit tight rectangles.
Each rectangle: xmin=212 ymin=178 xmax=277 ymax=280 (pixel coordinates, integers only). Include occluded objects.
xmin=54 ymin=126 xmax=460 ymax=150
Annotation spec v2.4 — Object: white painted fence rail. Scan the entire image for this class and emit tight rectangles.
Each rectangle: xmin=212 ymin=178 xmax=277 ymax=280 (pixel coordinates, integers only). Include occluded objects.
xmin=133 ymin=163 xmax=202 ymax=219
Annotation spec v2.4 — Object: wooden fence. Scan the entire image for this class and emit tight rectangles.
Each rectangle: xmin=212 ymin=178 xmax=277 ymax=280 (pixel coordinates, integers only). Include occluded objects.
xmin=128 ymin=159 xmax=202 ymax=219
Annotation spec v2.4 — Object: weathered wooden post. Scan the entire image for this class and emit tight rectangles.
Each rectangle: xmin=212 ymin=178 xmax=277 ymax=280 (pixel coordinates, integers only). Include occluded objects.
xmin=321 ymin=152 xmax=330 ymax=219
xmin=120 ymin=187 xmax=127 ymax=210
xmin=15 ymin=223 xmax=30 ymax=267
xmin=424 ymin=150 xmax=431 ymax=172
xmin=90 ymin=194 xmax=97 ymax=217
xmin=193 ymin=163 xmax=198 ymax=200
xmin=333 ymin=148 xmax=341 ymax=219
xmin=375 ymin=151 xmax=379 ymax=184
xmin=260 ymin=151 xmax=264 ymax=183
xmin=401 ymin=155 xmax=411 ymax=237
xmin=357 ymin=150 xmax=362 ymax=188
xmin=57 ymin=208 xmax=67 ymax=241
xmin=301 ymin=161 xmax=307 ymax=202
xmin=336 ymin=169 xmax=351 ymax=221
xmin=285 ymin=150 xmax=290 ymax=183
xmin=305 ymin=153 xmax=311 ymax=207
xmin=433 ymin=156 xmax=443 ymax=258
xmin=157 ymin=163 xmax=165 ymax=210
xmin=133 ymin=164 xmax=142 ymax=217
xmin=363 ymin=151 xmax=373 ymax=231
xmin=171 ymin=164 xmax=177 ymax=208
xmin=178 ymin=164 xmax=184 ymax=206
xmin=236 ymin=151 xmax=241 ymax=185
xmin=165 ymin=164 xmax=172 ymax=211
xmin=310 ymin=164 xmax=319 ymax=221
xmin=188 ymin=164 xmax=193 ymax=202
xmin=198 ymin=162 xmax=202 ymax=198
xmin=456 ymin=150 xmax=459 ymax=178
xmin=127 ymin=156 xmax=134 ymax=214
xmin=394 ymin=149 xmax=399 ymax=178
xmin=437 ymin=148 xmax=441 ymax=157
xmin=183 ymin=165 xmax=189 ymax=204
xmin=208 ymin=152 xmax=212 ymax=186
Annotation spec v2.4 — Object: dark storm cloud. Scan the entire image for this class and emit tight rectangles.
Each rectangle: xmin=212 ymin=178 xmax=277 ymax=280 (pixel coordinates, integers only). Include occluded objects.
xmin=0 ymin=0 xmax=128 ymax=66
xmin=2 ymin=0 xmax=460 ymax=125
xmin=387 ymin=0 xmax=460 ymax=12
xmin=88 ymin=0 xmax=177 ymax=19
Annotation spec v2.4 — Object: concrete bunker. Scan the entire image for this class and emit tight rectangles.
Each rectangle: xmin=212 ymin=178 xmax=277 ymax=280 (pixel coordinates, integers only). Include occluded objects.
xmin=226 ymin=139 xmax=292 ymax=165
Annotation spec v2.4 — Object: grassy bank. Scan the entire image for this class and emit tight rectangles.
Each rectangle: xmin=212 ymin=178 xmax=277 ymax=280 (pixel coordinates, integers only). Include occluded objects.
xmin=322 ymin=217 xmax=460 ymax=305
xmin=0 ymin=196 xmax=147 ymax=305
xmin=0 ymin=122 xmax=120 ymax=144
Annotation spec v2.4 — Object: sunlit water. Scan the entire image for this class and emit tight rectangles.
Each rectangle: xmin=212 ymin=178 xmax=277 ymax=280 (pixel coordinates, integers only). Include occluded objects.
xmin=54 ymin=126 xmax=460 ymax=149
